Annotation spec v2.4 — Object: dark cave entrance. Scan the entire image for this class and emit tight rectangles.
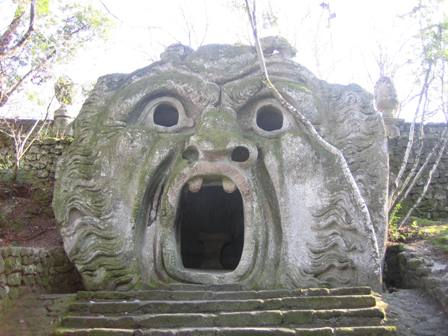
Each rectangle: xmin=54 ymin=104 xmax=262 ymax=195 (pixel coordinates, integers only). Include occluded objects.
xmin=177 ymin=184 xmax=244 ymax=271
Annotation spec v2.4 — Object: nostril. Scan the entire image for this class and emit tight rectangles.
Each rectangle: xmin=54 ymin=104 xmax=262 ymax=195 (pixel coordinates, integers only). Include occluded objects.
xmin=231 ymin=146 xmax=250 ymax=162
xmin=182 ymin=146 xmax=199 ymax=163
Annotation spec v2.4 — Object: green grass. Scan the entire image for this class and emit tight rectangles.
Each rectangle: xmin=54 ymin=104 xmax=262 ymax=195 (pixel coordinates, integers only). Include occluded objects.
xmin=411 ymin=217 xmax=447 ymax=227
xmin=389 ymin=214 xmax=448 ymax=253
xmin=404 ymin=217 xmax=448 ymax=253
xmin=418 ymin=224 xmax=448 ymax=253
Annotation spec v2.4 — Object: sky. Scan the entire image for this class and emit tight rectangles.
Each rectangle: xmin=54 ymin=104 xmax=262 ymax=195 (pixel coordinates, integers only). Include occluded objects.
xmin=0 ymin=0 xmax=446 ymax=121
xmin=59 ymin=0 xmax=418 ymax=86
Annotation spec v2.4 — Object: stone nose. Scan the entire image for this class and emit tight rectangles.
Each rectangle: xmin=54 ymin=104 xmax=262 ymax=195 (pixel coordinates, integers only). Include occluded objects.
xmin=182 ymin=106 xmax=258 ymax=165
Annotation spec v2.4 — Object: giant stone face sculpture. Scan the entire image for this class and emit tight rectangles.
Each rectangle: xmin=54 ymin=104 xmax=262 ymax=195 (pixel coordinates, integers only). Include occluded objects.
xmin=53 ymin=39 xmax=388 ymax=291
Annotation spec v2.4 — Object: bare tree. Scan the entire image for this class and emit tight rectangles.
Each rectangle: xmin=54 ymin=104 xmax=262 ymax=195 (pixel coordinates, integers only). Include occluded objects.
xmin=0 ymin=73 xmax=74 ymax=181
xmin=388 ymin=65 xmax=434 ymax=211
xmin=384 ymin=3 xmax=448 ymax=227
xmin=0 ymin=97 xmax=54 ymax=181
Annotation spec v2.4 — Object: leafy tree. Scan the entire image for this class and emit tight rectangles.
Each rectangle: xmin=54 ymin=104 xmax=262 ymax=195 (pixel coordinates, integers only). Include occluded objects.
xmin=0 ymin=0 xmax=110 ymax=181
xmin=0 ymin=0 xmax=111 ymax=108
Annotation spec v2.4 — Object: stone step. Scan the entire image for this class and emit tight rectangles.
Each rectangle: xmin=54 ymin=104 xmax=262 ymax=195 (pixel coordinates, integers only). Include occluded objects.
xmin=54 ymin=325 xmax=397 ymax=336
xmin=77 ymin=287 xmax=372 ymax=302
xmin=60 ymin=307 xmax=385 ymax=329
xmin=69 ymin=295 xmax=376 ymax=315
xmin=166 ymin=284 xmax=245 ymax=291
xmin=54 ymin=287 xmax=395 ymax=336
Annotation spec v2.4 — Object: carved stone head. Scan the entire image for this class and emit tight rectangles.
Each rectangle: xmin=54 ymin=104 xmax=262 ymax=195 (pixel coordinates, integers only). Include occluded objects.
xmin=53 ymin=39 xmax=388 ymax=291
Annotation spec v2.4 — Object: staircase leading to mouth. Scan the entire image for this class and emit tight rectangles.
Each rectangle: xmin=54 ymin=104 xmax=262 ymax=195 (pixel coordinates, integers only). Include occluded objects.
xmin=53 ymin=285 xmax=396 ymax=335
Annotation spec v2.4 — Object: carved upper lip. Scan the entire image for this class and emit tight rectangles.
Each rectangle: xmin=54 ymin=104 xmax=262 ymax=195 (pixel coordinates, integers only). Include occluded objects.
xmin=166 ymin=162 xmax=251 ymax=209
xmin=186 ymin=175 xmax=237 ymax=193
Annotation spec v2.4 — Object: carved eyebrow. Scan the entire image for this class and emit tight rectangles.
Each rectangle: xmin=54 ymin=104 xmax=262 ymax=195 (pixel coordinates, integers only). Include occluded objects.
xmin=272 ymin=78 xmax=312 ymax=94
xmin=108 ymin=72 xmax=220 ymax=122
xmin=222 ymin=77 xmax=265 ymax=109
xmin=223 ymin=75 xmax=310 ymax=111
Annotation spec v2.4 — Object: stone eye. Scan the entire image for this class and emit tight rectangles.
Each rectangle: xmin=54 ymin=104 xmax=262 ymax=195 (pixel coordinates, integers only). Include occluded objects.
xmin=136 ymin=96 xmax=192 ymax=131
xmin=256 ymin=104 xmax=284 ymax=132
xmin=153 ymin=102 xmax=179 ymax=127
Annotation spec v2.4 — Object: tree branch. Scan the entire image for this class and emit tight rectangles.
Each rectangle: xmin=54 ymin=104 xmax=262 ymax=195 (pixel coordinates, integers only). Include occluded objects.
xmin=389 ymin=62 xmax=433 ymax=211
xmin=243 ymin=0 xmax=379 ymax=266
xmin=0 ymin=12 xmax=25 ymax=54
xmin=0 ymin=0 xmax=36 ymax=59
xmin=99 ymin=0 xmax=122 ymax=22
xmin=389 ymin=83 xmax=432 ymax=210
xmin=398 ymin=129 xmax=448 ymax=228
xmin=1 ymin=49 xmax=56 ymax=107
xmin=400 ymin=127 xmax=448 ymax=203
xmin=20 ymin=95 xmax=54 ymax=159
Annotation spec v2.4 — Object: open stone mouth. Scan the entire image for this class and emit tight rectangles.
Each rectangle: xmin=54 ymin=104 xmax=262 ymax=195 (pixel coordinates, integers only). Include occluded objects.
xmin=176 ymin=176 xmax=244 ymax=272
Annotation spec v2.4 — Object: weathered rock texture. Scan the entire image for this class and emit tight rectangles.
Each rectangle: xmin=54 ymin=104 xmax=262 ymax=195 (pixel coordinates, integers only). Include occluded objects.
xmin=0 ymin=246 xmax=82 ymax=305
xmin=389 ymin=121 xmax=448 ymax=219
xmin=52 ymin=40 xmax=388 ymax=291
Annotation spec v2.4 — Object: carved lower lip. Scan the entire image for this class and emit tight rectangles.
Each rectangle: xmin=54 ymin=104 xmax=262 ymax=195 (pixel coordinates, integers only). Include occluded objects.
xmin=161 ymin=162 xmax=257 ymax=283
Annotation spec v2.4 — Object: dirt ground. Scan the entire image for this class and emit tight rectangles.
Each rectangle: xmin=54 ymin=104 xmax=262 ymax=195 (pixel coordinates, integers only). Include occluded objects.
xmin=0 ymin=180 xmax=63 ymax=248
xmin=0 ymin=293 xmax=74 ymax=336
xmin=383 ymin=289 xmax=448 ymax=336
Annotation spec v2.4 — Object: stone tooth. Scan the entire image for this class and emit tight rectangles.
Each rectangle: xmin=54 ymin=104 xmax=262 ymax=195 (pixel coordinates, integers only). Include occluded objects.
xmin=222 ymin=177 xmax=236 ymax=193
xmin=188 ymin=177 xmax=203 ymax=193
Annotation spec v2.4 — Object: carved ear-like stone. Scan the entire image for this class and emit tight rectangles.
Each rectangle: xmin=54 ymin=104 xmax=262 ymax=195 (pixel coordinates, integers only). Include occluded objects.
xmin=374 ymin=76 xmax=398 ymax=118
xmin=260 ymin=36 xmax=296 ymax=58
xmin=160 ymin=43 xmax=194 ymax=62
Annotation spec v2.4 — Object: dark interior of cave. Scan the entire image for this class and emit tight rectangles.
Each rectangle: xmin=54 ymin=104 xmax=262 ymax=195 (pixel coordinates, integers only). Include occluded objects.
xmin=177 ymin=184 xmax=244 ymax=271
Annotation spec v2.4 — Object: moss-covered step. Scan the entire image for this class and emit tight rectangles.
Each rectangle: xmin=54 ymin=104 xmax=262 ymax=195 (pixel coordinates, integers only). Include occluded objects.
xmin=59 ymin=307 xmax=385 ymax=329
xmin=53 ymin=287 xmax=395 ymax=335
xmin=76 ymin=287 xmax=372 ymax=302
xmin=54 ymin=326 xmax=397 ymax=336
xmin=68 ymin=295 xmax=376 ymax=315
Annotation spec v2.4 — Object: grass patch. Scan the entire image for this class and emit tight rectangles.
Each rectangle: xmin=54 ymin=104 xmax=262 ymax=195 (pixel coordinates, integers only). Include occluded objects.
xmin=389 ymin=211 xmax=448 ymax=253
xmin=395 ymin=216 xmax=448 ymax=253
xmin=411 ymin=217 xmax=447 ymax=227
xmin=418 ymin=224 xmax=448 ymax=253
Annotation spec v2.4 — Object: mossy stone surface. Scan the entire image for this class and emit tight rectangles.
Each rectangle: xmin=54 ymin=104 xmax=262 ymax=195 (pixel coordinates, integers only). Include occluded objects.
xmin=53 ymin=39 xmax=388 ymax=291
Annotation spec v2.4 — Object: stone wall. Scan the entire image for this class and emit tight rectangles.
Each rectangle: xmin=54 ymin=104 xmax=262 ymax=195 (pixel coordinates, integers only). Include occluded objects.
xmin=385 ymin=244 xmax=448 ymax=314
xmin=0 ymin=122 xmax=447 ymax=219
xmin=0 ymin=138 xmax=71 ymax=180
xmin=0 ymin=247 xmax=82 ymax=305
xmin=389 ymin=121 xmax=448 ymax=219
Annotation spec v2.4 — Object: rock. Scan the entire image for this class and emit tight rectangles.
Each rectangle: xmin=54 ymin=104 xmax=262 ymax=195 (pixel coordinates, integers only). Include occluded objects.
xmin=23 ymin=265 xmax=36 ymax=275
xmin=406 ymin=258 xmax=424 ymax=270
xmin=5 ymin=257 xmax=21 ymax=273
xmin=53 ymin=39 xmax=388 ymax=291
xmin=8 ymin=287 xmax=20 ymax=299
xmin=10 ymin=247 xmax=20 ymax=257
xmin=0 ymin=285 xmax=8 ymax=299
xmin=51 ymin=248 xmax=69 ymax=267
xmin=7 ymin=272 xmax=21 ymax=286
